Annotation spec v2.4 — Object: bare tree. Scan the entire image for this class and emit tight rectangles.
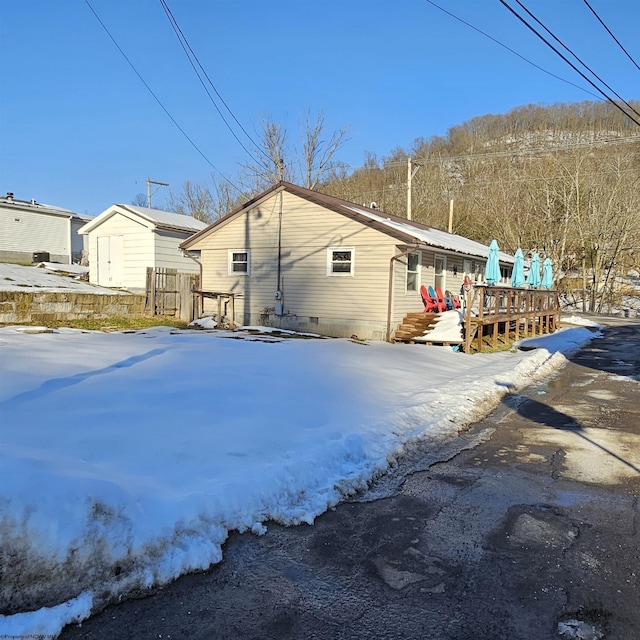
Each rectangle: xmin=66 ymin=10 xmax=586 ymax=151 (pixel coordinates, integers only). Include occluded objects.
xmin=131 ymin=193 xmax=148 ymax=207
xmin=240 ymin=110 xmax=349 ymax=193
xmin=168 ymin=178 xmax=241 ymax=223
xmin=239 ymin=117 xmax=289 ymax=193
xmin=300 ymin=109 xmax=349 ymax=189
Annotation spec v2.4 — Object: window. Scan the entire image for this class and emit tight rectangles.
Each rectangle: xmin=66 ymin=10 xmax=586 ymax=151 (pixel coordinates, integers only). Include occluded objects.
xmin=406 ymin=251 xmax=421 ymax=291
xmin=229 ymin=250 xmax=250 ymax=275
xmin=434 ymin=254 xmax=446 ymax=291
xmin=464 ymin=258 xmax=485 ymax=282
xmin=327 ymin=247 xmax=354 ymax=276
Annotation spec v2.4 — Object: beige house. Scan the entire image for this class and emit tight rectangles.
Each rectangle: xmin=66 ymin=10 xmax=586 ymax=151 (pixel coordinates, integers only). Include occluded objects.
xmin=180 ymin=182 xmax=514 ymax=340
xmin=79 ymin=205 xmax=206 ymax=291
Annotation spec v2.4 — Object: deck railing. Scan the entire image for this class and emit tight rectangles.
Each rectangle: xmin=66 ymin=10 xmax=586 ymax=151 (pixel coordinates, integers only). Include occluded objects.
xmin=463 ymin=285 xmax=560 ymax=353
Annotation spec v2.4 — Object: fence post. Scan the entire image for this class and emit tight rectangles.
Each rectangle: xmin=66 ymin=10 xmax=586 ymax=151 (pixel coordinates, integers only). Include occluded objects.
xmin=145 ymin=267 xmax=156 ymax=315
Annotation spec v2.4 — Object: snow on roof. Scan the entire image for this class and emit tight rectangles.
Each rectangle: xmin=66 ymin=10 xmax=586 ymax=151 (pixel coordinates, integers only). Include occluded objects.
xmin=121 ymin=205 xmax=207 ymax=232
xmin=0 ymin=196 xmax=90 ymax=221
xmin=345 ymin=205 xmax=515 ymax=263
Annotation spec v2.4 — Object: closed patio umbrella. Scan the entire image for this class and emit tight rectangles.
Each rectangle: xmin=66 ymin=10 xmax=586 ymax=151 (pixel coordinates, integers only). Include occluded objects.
xmin=541 ymin=257 xmax=554 ymax=289
xmin=526 ymin=252 xmax=541 ymax=288
xmin=511 ymin=248 xmax=525 ymax=287
xmin=485 ymin=239 xmax=501 ymax=285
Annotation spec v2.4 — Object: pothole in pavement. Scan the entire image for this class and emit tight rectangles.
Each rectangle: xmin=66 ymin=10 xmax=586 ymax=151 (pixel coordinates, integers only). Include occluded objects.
xmin=557 ymin=608 xmax=611 ymax=639
xmin=489 ymin=504 xmax=579 ymax=551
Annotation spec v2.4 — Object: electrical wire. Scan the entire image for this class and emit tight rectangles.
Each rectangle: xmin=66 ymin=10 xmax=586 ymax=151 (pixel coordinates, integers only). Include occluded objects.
xmin=511 ymin=0 xmax=640 ymax=120
xmin=159 ymin=0 xmax=269 ymax=166
xmin=82 ymin=0 xmax=244 ymax=196
xmin=498 ymin=0 xmax=640 ymax=128
xmin=423 ymin=0 xmax=602 ymax=100
xmin=582 ymin=0 xmax=640 ymax=73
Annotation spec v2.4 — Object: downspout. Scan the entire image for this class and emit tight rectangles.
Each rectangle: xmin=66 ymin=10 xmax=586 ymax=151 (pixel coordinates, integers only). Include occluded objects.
xmin=386 ymin=243 xmax=421 ymax=342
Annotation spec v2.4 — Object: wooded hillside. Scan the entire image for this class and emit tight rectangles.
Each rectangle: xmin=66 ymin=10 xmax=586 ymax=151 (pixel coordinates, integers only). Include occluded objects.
xmin=323 ymin=100 xmax=640 ymax=312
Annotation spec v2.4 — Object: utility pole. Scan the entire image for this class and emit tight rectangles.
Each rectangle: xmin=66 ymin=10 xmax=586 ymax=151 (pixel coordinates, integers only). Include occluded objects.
xmin=406 ymin=157 xmax=421 ymax=221
xmin=448 ymin=198 xmax=454 ymax=233
xmin=146 ymin=178 xmax=169 ymax=209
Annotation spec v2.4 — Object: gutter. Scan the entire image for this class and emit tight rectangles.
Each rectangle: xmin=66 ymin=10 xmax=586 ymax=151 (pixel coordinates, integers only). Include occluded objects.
xmin=386 ymin=243 xmax=421 ymax=342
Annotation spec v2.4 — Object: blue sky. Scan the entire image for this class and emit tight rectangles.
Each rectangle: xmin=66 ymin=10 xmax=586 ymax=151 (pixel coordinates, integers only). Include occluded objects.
xmin=1 ymin=0 xmax=638 ymax=215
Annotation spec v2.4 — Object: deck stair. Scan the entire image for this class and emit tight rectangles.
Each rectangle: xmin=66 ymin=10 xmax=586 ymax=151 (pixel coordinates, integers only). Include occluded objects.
xmin=393 ymin=312 xmax=439 ymax=342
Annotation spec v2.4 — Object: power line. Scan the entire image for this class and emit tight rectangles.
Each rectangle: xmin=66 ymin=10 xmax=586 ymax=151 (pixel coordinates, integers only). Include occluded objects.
xmin=498 ymin=0 xmax=640 ymax=128
xmin=511 ymin=0 xmax=640 ymax=120
xmin=423 ymin=0 xmax=602 ymax=100
xmin=159 ymin=0 xmax=268 ymax=166
xmin=582 ymin=0 xmax=640 ymax=73
xmin=82 ymin=0 xmax=244 ymax=196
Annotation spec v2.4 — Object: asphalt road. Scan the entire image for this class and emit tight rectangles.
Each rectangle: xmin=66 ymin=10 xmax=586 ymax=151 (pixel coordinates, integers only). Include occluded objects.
xmin=61 ymin=318 xmax=640 ymax=640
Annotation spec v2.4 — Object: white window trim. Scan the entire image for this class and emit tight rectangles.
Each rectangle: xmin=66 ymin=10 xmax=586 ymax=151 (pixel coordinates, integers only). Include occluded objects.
xmin=228 ymin=249 xmax=250 ymax=275
xmin=327 ymin=246 xmax=355 ymax=276
xmin=405 ymin=250 xmax=421 ymax=293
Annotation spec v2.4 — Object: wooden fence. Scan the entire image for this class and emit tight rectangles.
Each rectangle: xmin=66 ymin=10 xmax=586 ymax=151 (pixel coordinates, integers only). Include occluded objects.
xmin=464 ymin=285 xmax=561 ymax=353
xmin=145 ymin=267 xmax=199 ymax=322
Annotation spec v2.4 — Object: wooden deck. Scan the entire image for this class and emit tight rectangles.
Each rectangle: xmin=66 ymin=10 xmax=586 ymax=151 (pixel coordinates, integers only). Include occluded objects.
xmin=463 ymin=285 xmax=560 ymax=352
xmin=394 ymin=285 xmax=560 ymax=352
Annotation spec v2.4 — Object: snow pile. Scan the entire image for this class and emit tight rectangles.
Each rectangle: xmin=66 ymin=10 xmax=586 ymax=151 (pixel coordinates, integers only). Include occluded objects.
xmin=561 ymin=315 xmax=603 ymax=328
xmin=414 ymin=310 xmax=464 ymax=343
xmin=0 ymin=325 xmax=596 ymax=637
xmin=189 ymin=316 xmax=217 ymax=329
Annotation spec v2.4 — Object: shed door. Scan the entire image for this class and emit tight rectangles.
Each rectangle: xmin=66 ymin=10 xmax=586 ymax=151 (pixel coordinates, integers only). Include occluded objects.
xmin=97 ymin=236 xmax=123 ymax=287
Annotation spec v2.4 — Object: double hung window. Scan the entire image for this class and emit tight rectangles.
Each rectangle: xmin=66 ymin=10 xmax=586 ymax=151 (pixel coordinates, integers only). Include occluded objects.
xmin=229 ymin=250 xmax=250 ymax=275
xmin=327 ymin=247 xmax=354 ymax=276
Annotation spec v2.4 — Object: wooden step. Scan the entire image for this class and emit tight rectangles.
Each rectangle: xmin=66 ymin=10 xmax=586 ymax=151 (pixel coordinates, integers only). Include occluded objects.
xmin=393 ymin=311 xmax=442 ymax=342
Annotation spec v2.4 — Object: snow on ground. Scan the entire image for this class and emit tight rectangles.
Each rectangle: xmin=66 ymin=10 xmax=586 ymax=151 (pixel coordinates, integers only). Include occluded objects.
xmin=0 ymin=323 xmax=599 ymax=637
xmin=0 ymin=263 xmax=116 ymax=294
xmin=560 ymin=315 xmax=603 ymax=328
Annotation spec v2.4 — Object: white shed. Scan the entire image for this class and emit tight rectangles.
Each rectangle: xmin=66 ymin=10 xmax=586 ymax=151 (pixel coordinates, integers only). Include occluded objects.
xmin=0 ymin=192 xmax=92 ymax=264
xmin=79 ymin=204 xmax=207 ymax=290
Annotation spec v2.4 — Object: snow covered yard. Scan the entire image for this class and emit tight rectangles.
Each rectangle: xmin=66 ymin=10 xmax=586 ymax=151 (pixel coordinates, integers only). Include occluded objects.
xmin=0 ymin=322 xmax=598 ymax=637
xmin=0 ymin=262 xmax=113 ymax=294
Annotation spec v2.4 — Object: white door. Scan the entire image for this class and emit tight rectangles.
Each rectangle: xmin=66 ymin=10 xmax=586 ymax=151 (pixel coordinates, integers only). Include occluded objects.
xmin=97 ymin=236 xmax=123 ymax=287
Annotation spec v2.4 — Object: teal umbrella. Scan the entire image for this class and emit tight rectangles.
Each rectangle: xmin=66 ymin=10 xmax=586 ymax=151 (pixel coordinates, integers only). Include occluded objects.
xmin=526 ymin=252 xmax=541 ymax=288
xmin=541 ymin=257 xmax=554 ymax=289
xmin=485 ymin=239 xmax=501 ymax=285
xmin=511 ymin=248 xmax=525 ymax=287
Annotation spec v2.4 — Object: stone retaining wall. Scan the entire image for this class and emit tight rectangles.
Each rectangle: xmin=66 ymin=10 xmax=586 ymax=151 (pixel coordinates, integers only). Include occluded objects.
xmin=0 ymin=291 xmax=146 ymax=325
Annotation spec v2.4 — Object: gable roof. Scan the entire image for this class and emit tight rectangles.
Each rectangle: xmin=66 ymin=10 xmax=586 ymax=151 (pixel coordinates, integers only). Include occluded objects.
xmin=181 ymin=182 xmax=514 ymax=263
xmin=79 ymin=204 xmax=207 ymax=235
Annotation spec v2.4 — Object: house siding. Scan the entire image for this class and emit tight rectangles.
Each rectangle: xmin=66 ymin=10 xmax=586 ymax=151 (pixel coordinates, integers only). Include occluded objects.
xmin=154 ymin=230 xmax=201 ymax=275
xmin=0 ymin=206 xmax=74 ymax=263
xmin=193 ymin=192 xmax=400 ymax=337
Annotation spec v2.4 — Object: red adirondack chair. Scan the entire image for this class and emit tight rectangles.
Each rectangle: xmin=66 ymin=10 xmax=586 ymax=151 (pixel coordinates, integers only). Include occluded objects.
xmin=429 ymin=286 xmax=448 ymax=313
xmin=420 ymin=285 xmax=440 ymax=313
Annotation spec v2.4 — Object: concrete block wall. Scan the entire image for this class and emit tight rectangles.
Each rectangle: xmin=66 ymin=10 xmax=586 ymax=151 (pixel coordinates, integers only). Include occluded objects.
xmin=0 ymin=291 xmax=146 ymax=325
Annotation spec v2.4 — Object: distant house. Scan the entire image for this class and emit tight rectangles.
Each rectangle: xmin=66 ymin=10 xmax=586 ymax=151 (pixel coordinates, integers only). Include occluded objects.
xmin=79 ymin=204 xmax=207 ymax=291
xmin=180 ymin=182 xmax=514 ymax=340
xmin=0 ymin=192 xmax=92 ymax=264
